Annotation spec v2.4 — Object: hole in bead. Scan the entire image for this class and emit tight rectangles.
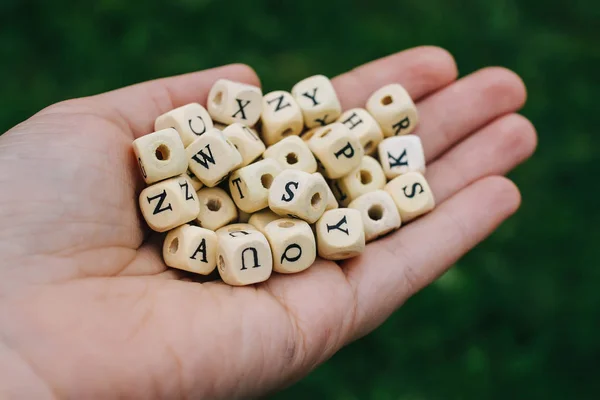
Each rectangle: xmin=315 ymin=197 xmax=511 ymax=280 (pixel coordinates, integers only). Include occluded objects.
xmin=311 ymin=192 xmax=322 ymax=209
xmin=168 ymin=237 xmax=179 ymax=254
xmin=364 ymin=141 xmax=373 ymax=152
xmin=278 ymin=221 xmax=295 ymax=228
xmin=359 ymin=170 xmax=372 ymax=185
xmin=319 ymin=128 xmax=331 ymax=138
xmin=213 ymin=91 xmax=223 ymax=106
xmin=368 ymin=204 xmax=384 ymax=221
xmin=261 ymin=174 xmax=274 ymax=189
xmin=218 ymin=255 xmax=225 ymax=271
xmin=281 ymin=128 xmax=294 ymax=137
xmin=286 ymin=152 xmax=298 ymax=165
xmin=155 ymin=144 xmax=170 ymax=161
xmin=381 ymin=95 xmax=393 ymax=106
xmin=207 ymin=198 xmax=222 ymax=212
xmin=300 ymin=129 xmax=316 ymax=141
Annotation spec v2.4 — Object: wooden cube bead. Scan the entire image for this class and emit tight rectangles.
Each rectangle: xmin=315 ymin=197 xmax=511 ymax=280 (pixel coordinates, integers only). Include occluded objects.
xmin=378 ymin=135 xmax=426 ymax=179
xmin=133 ymin=128 xmax=187 ymax=185
xmin=195 ymin=187 xmax=238 ymax=231
xmin=229 ymin=159 xmax=282 ymax=213
xmin=348 ymin=190 xmax=401 ymax=242
xmin=163 ymin=225 xmax=218 ymax=275
xmin=154 ymin=103 xmax=213 ymax=147
xmin=207 ymin=79 xmax=263 ymax=126
xmin=268 ymin=169 xmax=328 ymax=223
xmin=216 ymin=225 xmax=273 ymax=286
xmin=313 ymin=172 xmax=338 ymax=210
xmin=337 ymin=108 xmax=384 ymax=155
xmin=263 ymin=136 xmax=317 ymax=173
xmin=260 ymin=91 xmax=304 ymax=145
xmin=307 ymin=123 xmax=364 ymax=179
xmin=334 ymin=156 xmax=386 ymax=206
xmin=315 ymin=209 xmax=365 ymax=260
xmin=185 ymin=170 xmax=204 ymax=191
xmin=385 ymin=172 xmax=435 ymax=223
xmin=264 ymin=219 xmax=316 ymax=274
xmin=299 ymin=126 xmax=319 ymax=141
xmin=366 ymin=84 xmax=419 ymax=137
xmin=186 ymin=128 xmax=242 ymax=187
xmin=291 ymin=75 xmax=341 ymax=128
xmin=248 ymin=209 xmax=280 ymax=235
xmin=139 ymin=176 xmax=200 ymax=232
xmin=222 ymin=123 xmax=265 ymax=167
xmin=237 ymin=209 xmax=252 ymax=223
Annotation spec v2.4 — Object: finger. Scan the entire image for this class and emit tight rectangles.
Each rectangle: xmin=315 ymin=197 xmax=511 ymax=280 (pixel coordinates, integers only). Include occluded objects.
xmin=91 ymin=64 xmax=260 ymax=138
xmin=416 ymin=67 xmax=527 ymax=162
xmin=344 ymin=176 xmax=521 ymax=340
xmin=333 ymin=46 xmax=458 ymax=110
xmin=426 ymin=113 xmax=537 ymax=203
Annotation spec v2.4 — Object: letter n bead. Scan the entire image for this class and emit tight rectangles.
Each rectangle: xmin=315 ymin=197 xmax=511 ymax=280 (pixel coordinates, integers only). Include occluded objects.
xmin=132 ymin=128 xmax=187 ymax=185
xmin=139 ymin=176 xmax=200 ymax=232
xmin=268 ymin=170 xmax=328 ymax=224
xmin=291 ymin=75 xmax=341 ymax=128
xmin=348 ymin=190 xmax=401 ymax=242
xmin=307 ymin=123 xmax=364 ymax=179
xmin=207 ymin=79 xmax=263 ymax=126
xmin=216 ymin=225 xmax=273 ymax=286
xmin=264 ymin=219 xmax=316 ymax=274
xmin=385 ymin=172 xmax=435 ymax=223
xmin=260 ymin=91 xmax=304 ymax=145
xmin=315 ymin=209 xmax=365 ymax=260
xmin=163 ymin=225 xmax=218 ymax=275
xmin=366 ymin=84 xmax=419 ymax=137
xmin=186 ymin=128 xmax=242 ymax=187
xmin=154 ymin=103 xmax=213 ymax=147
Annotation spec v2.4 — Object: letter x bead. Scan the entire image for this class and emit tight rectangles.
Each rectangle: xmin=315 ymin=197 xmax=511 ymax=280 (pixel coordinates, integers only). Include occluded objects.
xmin=207 ymin=79 xmax=263 ymax=126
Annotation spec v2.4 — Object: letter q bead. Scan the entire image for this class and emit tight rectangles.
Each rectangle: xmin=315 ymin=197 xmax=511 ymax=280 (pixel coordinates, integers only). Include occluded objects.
xmin=207 ymin=79 xmax=263 ymax=126
xmin=163 ymin=225 xmax=218 ymax=275
xmin=315 ymin=209 xmax=365 ymax=260
xmin=268 ymin=169 xmax=328 ymax=224
xmin=132 ymin=128 xmax=187 ymax=185
xmin=264 ymin=219 xmax=316 ymax=274
xmin=348 ymin=190 xmax=401 ymax=242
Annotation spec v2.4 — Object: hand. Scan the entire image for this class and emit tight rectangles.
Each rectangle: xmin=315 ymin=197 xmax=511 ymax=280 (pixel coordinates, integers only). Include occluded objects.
xmin=0 ymin=46 xmax=536 ymax=398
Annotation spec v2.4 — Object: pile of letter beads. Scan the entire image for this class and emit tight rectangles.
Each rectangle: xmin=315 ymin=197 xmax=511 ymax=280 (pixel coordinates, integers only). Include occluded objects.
xmin=133 ymin=75 xmax=435 ymax=286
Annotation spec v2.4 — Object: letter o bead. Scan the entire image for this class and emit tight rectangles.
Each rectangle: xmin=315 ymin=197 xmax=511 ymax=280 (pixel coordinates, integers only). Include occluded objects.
xmin=307 ymin=123 xmax=364 ymax=179
xmin=337 ymin=108 xmax=384 ymax=155
xmin=260 ymin=90 xmax=304 ymax=145
xmin=207 ymin=79 xmax=263 ymax=126
xmin=195 ymin=187 xmax=238 ymax=231
xmin=216 ymin=225 xmax=273 ymax=286
xmin=186 ymin=129 xmax=242 ymax=187
xmin=163 ymin=225 xmax=218 ymax=275
xmin=315 ymin=209 xmax=365 ymax=260
xmin=139 ymin=176 xmax=200 ymax=233
xmin=348 ymin=190 xmax=401 ymax=242
xmin=291 ymin=75 xmax=341 ymax=128
xmin=366 ymin=84 xmax=419 ymax=137
xmin=154 ymin=103 xmax=213 ymax=147
xmin=384 ymin=172 xmax=435 ymax=223
xmin=264 ymin=219 xmax=316 ymax=274
xmin=262 ymin=136 xmax=318 ymax=173
xmin=132 ymin=128 xmax=187 ymax=185
xmin=268 ymin=170 xmax=328 ymax=224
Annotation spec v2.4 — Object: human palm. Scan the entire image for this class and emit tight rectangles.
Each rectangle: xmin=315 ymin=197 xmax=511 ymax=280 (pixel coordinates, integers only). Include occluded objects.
xmin=0 ymin=47 xmax=536 ymax=398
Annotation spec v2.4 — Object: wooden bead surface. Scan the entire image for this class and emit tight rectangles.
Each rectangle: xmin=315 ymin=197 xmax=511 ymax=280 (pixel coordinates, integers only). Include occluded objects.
xmin=207 ymin=79 xmax=262 ymax=126
xmin=133 ymin=128 xmax=187 ymax=185
xmin=291 ymin=75 xmax=341 ymax=128
xmin=195 ymin=187 xmax=238 ymax=231
xmin=154 ymin=103 xmax=213 ymax=147
xmin=229 ymin=159 xmax=282 ymax=213
xmin=264 ymin=219 xmax=316 ymax=274
xmin=338 ymin=108 xmax=384 ymax=155
xmin=260 ymin=91 xmax=304 ymax=145
xmin=222 ymin=123 xmax=265 ymax=167
xmin=315 ymin=209 xmax=365 ymax=260
xmin=366 ymin=84 xmax=419 ymax=137
xmin=139 ymin=176 xmax=200 ymax=232
xmin=268 ymin=169 xmax=328 ymax=223
xmin=248 ymin=209 xmax=280 ymax=235
xmin=348 ymin=190 xmax=401 ymax=242
xmin=262 ymin=136 xmax=317 ymax=173
xmin=335 ymin=156 xmax=386 ymax=206
xmin=163 ymin=225 xmax=218 ymax=275
xmin=385 ymin=172 xmax=435 ymax=222
xmin=378 ymin=135 xmax=426 ymax=179
xmin=312 ymin=172 xmax=338 ymax=210
xmin=185 ymin=170 xmax=204 ymax=191
xmin=186 ymin=128 xmax=242 ymax=187
xmin=307 ymin=123 xmax=364 ymax=179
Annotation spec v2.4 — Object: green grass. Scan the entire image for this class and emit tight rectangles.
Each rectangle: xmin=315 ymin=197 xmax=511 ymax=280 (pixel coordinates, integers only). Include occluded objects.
xmin=1 ymin=0 xmax=598 ymax=398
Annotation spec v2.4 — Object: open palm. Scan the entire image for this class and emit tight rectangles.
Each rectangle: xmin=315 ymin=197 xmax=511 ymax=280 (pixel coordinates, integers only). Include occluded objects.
xmin=0 ymin=47 xmax=536 ymax=398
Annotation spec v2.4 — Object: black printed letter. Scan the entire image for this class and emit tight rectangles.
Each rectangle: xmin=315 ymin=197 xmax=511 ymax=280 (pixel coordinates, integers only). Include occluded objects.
xmin=387 ymin=149 xmax=408 ymax=169
xmin=402 ymin=183 xmax=425 ymax=198
xmin=191 ymin=144 xmax=216 ymax=169
xmin=392 ymin=117 xmax=411 ymax=135
xmin=280 ymin=243 xmax=302 ymax=264
xmin=281 ymin=181 xmax=299 ymax=202
xmin=333 ymin=142 xmax=355 ymax=159
xmin=231 ymin=177 xmax=245 ymax=199
xmin=179 ymin=181 xmax=194 ymax=200
xmin=190 ymin=239 xmax=208 ymax=262
xmin=267 ymin=94 xmax=291 ymax=112
xmin=147 ymin=190 xmax=172 ymax=215
xmin=341 ymin=111 xmax=363 ymax=130
xmin=302 ymin=87 xmax=319 ymax=106
xmin=232 ymin=98 xmax=251 ymax=120
xmin=240 ymin=247 xmax=261 ymax=270
xmin=189 ymin=116 xmax=207 ymax=136
xmin=326 ymin=215 xmax=349 ymax=235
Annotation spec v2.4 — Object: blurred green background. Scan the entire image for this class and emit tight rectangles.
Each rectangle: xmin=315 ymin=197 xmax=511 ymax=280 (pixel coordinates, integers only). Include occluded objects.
xmin=1 ymin=0 xmax=598 ymax=398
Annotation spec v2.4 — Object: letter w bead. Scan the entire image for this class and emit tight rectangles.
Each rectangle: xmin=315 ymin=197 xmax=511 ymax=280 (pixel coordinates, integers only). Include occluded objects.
xmin=232 ymin=98 xmax=251 ymax=120
xmin=147 ymin=190 xmax=173 ymax=215
xmin=191 ymin=144 xmax=216 ymax=169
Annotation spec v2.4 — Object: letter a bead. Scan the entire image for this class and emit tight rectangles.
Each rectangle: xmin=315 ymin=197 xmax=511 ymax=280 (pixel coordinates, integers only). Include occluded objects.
xmin=229 ymin=159 xmax=282 ymax=213
xmin=154 ymin=103 xmax=213 ymax=147
xmin=264 ymin=219 xmax=316 ymax=274
xmin=207 ymin=79 xmax=263 ymax=126
xmin=268 ymin=170 xmax=329 ymax=224
xmin=139 ymin=176 xmax=200 ymax=232
xmin=337 ymin=108 xmax=384 ymax=155
xmin=260 ymin=90 xmax=304 ymax=145
xmin=385 ymin=172 xmax=435 ymax=223
xmin=348 ymin=190 xmax=401 ymax=242
xmin=132 ymin=128 xmax=187 ymax=185
xmin=186 ymin=128 xmax=242 ymax=187
xmin=262 ymin=136 xmax=318 ymax=173
xmin=366 ymin=84 xmax=419 ymax=137
xmin=292 ymin=75 xmax=341 ymax=128
xmin=216 ymin=225 xmax=273 ymax=286
xmin=378 ymin=135 xmax=425 ymax=179
xmin=315 ymin=209 xmax=365 ymax=260
xmin=307 ymin=123 xmax=364 ymax=179
xmin=163 ymin=225 xmax=218 ymax=275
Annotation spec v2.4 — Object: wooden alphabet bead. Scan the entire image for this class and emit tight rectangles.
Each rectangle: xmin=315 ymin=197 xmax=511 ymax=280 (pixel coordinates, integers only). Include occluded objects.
xmin=163 ymin=225 xmax=218 ymax=275
xmin=313 ymin=172 xmax=338 ymax=210
xmin=216 ymin=225 xmax=273 ymax=286
xmin=195 ymin=187 xmax=238 ymax=231
xmin=186 ymin=128 xmax=242 ymax=187
xmin=215 ymin=223 xmax=256 ymax=236
xmin=139 ymin=176 xmax=200 ymax=232
xmin=385 ymin=172 xmax=435 ymax=223
xmin=378 ymin=135 xmax=425 ymax=179
xmin=348 ymin=190 xmax=401 ymax=242
xmin=366 ymin=84 xmax=419 ymax=137
xmin=264 ymin=219 xmax=316 ymax=274
xmin=154 ymin=103 xmax=213 ymax=147
xmin=291 ymin=75 xmax=341 ymax=128
xmin=248 ymin=209 xmax=280 ymax=235
xmin=133 ymin=128 xmax=187 ymax=185
xmin=185 ymin=170 xmax=204 ymax=191
xmin=260 ymin=91 xmax=304 ymax=145
xmin=315 ymin=209 xmax=365 ymax=260
xmin=222 ymin=123 xmax=265 ymax=167
xmin=229 ymin=159 xmax=282 ymax=213
xmin=237 ymin=209 xmax=252 ymax=223
xmin=262 ymin=136 xmax=317 ymax=173
xmin=334 ymin=156 xmax=386 ymax=206
xmin=207 ymin=79 xmax=263 ymax=126
xmin=307 ymin=123 xmax=364 ymax=179
xmin=337 ymin=108 xmax=384 ymax=155
xmin=268 ymin=169 xmax=328 ymax=223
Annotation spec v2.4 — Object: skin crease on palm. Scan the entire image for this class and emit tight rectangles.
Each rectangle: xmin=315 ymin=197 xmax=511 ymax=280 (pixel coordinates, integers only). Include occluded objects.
xmin=0 ymin=46 xmax=537 ymax=398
